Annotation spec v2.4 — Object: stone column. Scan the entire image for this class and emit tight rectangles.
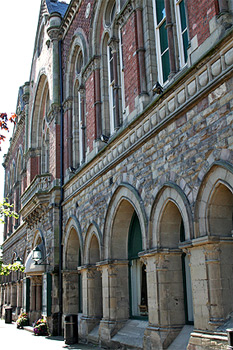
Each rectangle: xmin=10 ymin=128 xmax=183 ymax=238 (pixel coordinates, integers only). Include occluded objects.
xmin=17 ymin=281 xmax=23 ymax=314
xmin=135 ymin=6 xmax=147 ymax=94
xmin=36 ymin=282 xmax=42 ymax=311
xmin=47 ymin=13 xmax=62 ymax=105
xmin=205 ymin=244 xmax=225 ymax=328
xmin=62 ymin=270 xmax=79 ymax=315
xmin=64 ymin=99 xmax=73 ymax=169
xmin=30 ymin=280 xmax=36 ymax=312
xmin=10 ymin=282 xmax=17 ymax=308
xmin=80 ymin=265 xmax=102 ymax=339
xmin=164 ymin=0 xmax=176 ymax=76
xmin=98 ymin=260 xmax=129 ymax=347
xmin=143 ymin=250 xmax=184 ymax=349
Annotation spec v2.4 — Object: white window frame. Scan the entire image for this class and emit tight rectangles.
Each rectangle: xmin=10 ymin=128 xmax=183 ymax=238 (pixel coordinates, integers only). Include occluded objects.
xmin=175 ymin=0 xmax=188 ymax=68
xmin=152 ymin=0 xmax=169 ymax=85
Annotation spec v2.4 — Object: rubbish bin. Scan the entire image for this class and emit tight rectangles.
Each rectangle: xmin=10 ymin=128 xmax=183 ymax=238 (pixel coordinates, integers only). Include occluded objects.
xmin=227 ymin=329 xmax=233 ymax=349
xmin=5 ymin=307 xmax=13 ymax=324
xmin=64 ymin=314 xmax=78 ymax=345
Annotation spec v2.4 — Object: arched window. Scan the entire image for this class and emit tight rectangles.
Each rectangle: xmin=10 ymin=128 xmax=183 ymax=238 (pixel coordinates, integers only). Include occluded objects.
xmin=73 ymin=80 xmax=86 ymax=166
xmin=128 ymin=212 xmax=148 ymax=318
xmin=102 ymin=0 xmax=124 ymax=137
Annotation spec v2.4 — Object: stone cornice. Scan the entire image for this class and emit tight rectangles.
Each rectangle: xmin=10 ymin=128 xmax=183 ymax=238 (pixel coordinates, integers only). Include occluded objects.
xmin=61 ymin=0 xmax=83 ymax=39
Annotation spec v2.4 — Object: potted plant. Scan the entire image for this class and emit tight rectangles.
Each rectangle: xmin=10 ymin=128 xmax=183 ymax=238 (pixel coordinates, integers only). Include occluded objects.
xmin=33 ymin=318 xmax=49 ymax=336
xmin=16 ymin=312 xmax=29 ymax=329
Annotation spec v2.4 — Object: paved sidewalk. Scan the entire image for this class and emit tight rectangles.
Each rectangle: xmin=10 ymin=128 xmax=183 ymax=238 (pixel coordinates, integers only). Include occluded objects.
xmin=0 ymin=319 xmax=103 ymax=350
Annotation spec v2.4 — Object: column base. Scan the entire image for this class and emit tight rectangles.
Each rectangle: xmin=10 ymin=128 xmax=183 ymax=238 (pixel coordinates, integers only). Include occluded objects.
xmin=79 ymin=315 xmax=101 ymax=343
xmin=99 ymin=319 xmax=127 ymax=348
xmin=143 ymin=324 xmax=183 ymax=350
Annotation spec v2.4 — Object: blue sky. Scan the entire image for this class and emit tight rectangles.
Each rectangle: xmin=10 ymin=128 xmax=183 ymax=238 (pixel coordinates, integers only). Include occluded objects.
xmin=0 ymin=0 xmax=70 ymax=243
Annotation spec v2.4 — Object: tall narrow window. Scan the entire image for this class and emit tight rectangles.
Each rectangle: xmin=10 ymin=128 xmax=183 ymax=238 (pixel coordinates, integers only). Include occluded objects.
xmin=119 ymin=30 xmax=126 ymax=115
xmin=153 ymin=0 xmax=170 ymax=84
xmin=78 ymin=90 xmax=86 ymax=164
xmin=175 ymin=0 xmax=188 ymax=67
xmin=107 ymin=45 xmax=116 ymax=134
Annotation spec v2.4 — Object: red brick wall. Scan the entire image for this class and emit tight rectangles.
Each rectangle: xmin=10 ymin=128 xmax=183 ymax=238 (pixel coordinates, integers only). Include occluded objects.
xmin=29 ymin=156 xmax=40 ymax=182
xmin=62 ymin=0 xmax=94 ymax=69
xmin=85 ymin=72 xmax=95 ymax=153
xmin=122 ymin=12 xmax=140 ymax=114
xmin=187 ymin=0 xmax=219 ymax=46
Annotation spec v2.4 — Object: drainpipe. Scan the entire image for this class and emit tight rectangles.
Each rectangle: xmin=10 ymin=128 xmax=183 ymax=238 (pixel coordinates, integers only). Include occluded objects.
xmin=58 ymin=39 xmax=64 ymax=337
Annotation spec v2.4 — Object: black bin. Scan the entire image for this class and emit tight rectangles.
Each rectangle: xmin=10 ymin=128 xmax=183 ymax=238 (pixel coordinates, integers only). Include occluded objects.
xmin=5 ymin=307 xmax=13 ymax=324
xmin=227 ymin=329 xmax=233 ymax=349
xmin=64 ymin=314 xmax=78 ymax=345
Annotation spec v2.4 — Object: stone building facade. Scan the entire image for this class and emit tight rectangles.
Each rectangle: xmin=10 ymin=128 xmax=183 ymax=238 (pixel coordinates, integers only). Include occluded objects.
xmin=0 ymin=0 xmax=233 ymax=349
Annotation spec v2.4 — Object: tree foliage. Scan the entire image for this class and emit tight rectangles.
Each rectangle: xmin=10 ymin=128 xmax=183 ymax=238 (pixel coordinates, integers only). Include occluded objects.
xmin=0 ymin=199 xmax=24 ymax=275
xmin=0 ymin=112 xmax=17 ymax=150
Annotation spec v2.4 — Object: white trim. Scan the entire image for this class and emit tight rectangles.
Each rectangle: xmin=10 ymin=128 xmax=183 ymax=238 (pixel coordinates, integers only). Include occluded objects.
xmin=175 ymin=0 xmax=188 ymax=68
xmin=152 ymin=0 xmax=169 ymax=85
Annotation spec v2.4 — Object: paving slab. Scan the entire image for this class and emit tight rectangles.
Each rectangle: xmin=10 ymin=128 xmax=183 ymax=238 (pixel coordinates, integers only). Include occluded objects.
xmin=0 ymin=319 xmax=103 ymax=350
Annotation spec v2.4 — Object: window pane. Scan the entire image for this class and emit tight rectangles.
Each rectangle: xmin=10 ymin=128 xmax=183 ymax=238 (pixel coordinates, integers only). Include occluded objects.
xmin=156 ymin=0 xmax=166 ymax=24
xmin=162 ymin=50 xmax=170 ymax=82
xmin=179 ymin=0 xmax=187 ymax=32
xmin=182 ymin=29 xmax=188 ymax=62
xmin=159 ymin=20 xmax=168 ymax=54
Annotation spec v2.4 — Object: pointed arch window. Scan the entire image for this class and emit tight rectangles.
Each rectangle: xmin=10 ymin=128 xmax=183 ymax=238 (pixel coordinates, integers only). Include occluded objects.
xmin=102 ymin=0 xmax=125 ymax=137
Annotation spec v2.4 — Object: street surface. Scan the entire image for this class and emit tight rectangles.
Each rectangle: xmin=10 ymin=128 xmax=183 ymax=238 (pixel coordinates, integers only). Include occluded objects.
xmin=0 ymin=319 xmax=103 ymax=350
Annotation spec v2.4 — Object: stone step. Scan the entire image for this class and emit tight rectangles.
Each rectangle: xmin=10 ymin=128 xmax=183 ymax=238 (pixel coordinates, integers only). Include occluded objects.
xmin=112 ymin=319 xmax=148 ymax=349
xmin=167 ymin=325 xmax=194 ymax=350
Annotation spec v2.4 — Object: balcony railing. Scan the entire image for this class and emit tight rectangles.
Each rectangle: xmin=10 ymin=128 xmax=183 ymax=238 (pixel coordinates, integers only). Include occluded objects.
xmin=21 ymin=174 xmax=52 ymax=208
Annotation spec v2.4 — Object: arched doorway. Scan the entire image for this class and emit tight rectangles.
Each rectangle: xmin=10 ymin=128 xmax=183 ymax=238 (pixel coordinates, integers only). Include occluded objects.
xmin=128 ymin=213 xmax=148 ymax=318
xmin=88 ymin=234 xmax=102 ymax=320
xmin=63 ymin=228 xmax=82 ymax=315
xmin=180 ymin=221 xmax=194 ymax=324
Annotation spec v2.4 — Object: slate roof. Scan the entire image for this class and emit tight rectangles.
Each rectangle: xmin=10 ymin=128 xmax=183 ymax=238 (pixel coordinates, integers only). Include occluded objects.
xmin=46 ymin=0 xmax=69 ymax=17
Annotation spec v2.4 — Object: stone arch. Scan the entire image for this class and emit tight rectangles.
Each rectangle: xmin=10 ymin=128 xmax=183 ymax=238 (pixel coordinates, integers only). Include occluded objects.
xmin=64 ymin=29 xmax=88 ymax=99
xmin=103 ymin=183 xmax=148 ymax=260
xmin=82 ymin=222 xmax=103 ymax=322
xmin=83 ymin=222 xmax=103 ymax=265
xmin=150 ymin=183 xmax=193 ymax=248
xmin=32 ymin=229 xmax=46 ymax=255
xmin=63 ymin=216 xmax=83 ymax=315
xmin=150 ymin=184 xmax=194 ymax=326
xmin=63 ymin=215 xmax=83 ymax=268
xmin=195 ymin=162 xmax=233 ymax=238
